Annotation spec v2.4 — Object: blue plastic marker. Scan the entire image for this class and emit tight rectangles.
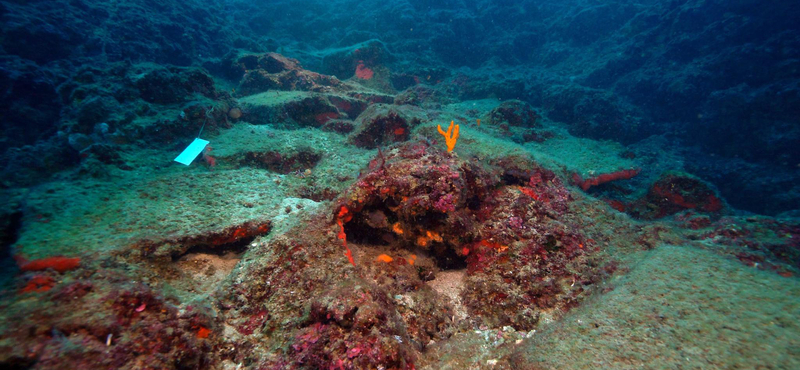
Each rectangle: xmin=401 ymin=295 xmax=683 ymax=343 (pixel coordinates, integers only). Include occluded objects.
xmin=175 ymin=109 xmax=214 ymax=166
xmin=174 ymin=138 xmax=210 ymax=165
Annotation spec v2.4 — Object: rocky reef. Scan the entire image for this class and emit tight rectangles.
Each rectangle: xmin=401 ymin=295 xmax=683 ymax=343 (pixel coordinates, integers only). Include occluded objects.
xmin=1 ymin=0 xmax=799 ymax=369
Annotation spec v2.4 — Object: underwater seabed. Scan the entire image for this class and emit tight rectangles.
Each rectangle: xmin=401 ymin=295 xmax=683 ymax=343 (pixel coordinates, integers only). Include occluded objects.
xmin=1 ymin=54 xmax=798 ymax=370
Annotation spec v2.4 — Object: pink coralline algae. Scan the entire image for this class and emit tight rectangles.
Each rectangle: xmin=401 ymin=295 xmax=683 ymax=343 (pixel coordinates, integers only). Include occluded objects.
xmin=355 ymin=61 xmax=374 ymax=80
xmin=434 ymin=193 xmax=457 ymax=213
xmin=508 ymin=216 xmax=524 ymax=230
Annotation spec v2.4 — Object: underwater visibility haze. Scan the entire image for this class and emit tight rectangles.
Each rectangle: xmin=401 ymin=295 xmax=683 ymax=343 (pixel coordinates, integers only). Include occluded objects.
xmin=0 ymin=0 xmax=799 ymax=368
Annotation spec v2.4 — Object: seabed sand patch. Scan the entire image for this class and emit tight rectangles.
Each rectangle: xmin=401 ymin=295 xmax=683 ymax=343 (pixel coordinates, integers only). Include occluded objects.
xmin=511 ymin=245 xmax=800 ymax=369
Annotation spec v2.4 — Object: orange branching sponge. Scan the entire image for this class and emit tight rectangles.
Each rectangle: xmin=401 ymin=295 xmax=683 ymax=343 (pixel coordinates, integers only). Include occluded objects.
xmin=437 ymin=120 xmax=460 ymax=152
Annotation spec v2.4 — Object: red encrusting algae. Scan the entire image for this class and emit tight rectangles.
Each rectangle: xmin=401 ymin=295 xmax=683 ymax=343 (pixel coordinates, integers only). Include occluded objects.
xmin=573 ymin=168 xmax=641 ymax=191
xmin=355 ymin=61 xmax=374 ymax=80
xmin=21 ymin=275 xmax=56 ymax=293
xmin=17 ymin=256 xmax=81 ymax=273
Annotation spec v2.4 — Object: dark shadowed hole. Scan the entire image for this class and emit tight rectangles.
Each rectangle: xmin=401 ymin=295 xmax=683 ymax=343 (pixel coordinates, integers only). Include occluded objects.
xmin=171 ymin=236 xmax=254 ymax=262
xmin=431 ymin=244 xmax=467 ymax=270
xmin=465 ymin=196 xmax=482 ymax=211
xmin=0 ymin=210 xmax=23 ymax=290
xmin=343 ymin=205 xmax=468 ymax=269
xmin=0 ymin=211 xmax=22 ymax=259
xmin=343 ymin=207 xmax=393 ymax=246
xmin=501 ymin=172 xmax=529 ymax=187
xmin=0 ymin=356 xmax=36 ymax=370
xmin=243 ymin=150 xmax=322 ymax=174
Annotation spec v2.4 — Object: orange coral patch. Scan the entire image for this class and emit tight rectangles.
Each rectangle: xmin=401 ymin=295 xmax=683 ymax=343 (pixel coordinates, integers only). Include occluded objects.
xmin=336 ymin=205 xmax=355 ymax=266
xmin=519 ymin=186 xmax=539 ymax=200
xmin=196 ymin=327 xmax=211 ymax=339
xmin=479 ymin=240 xmax=508 ymax=252
xmin=415 ymin=230 xmax=443 ymax=247
xmin=376 ymin=254 xmax=394 ymax=263
xmin=344 ymin=249 xmax=355 ymax=266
